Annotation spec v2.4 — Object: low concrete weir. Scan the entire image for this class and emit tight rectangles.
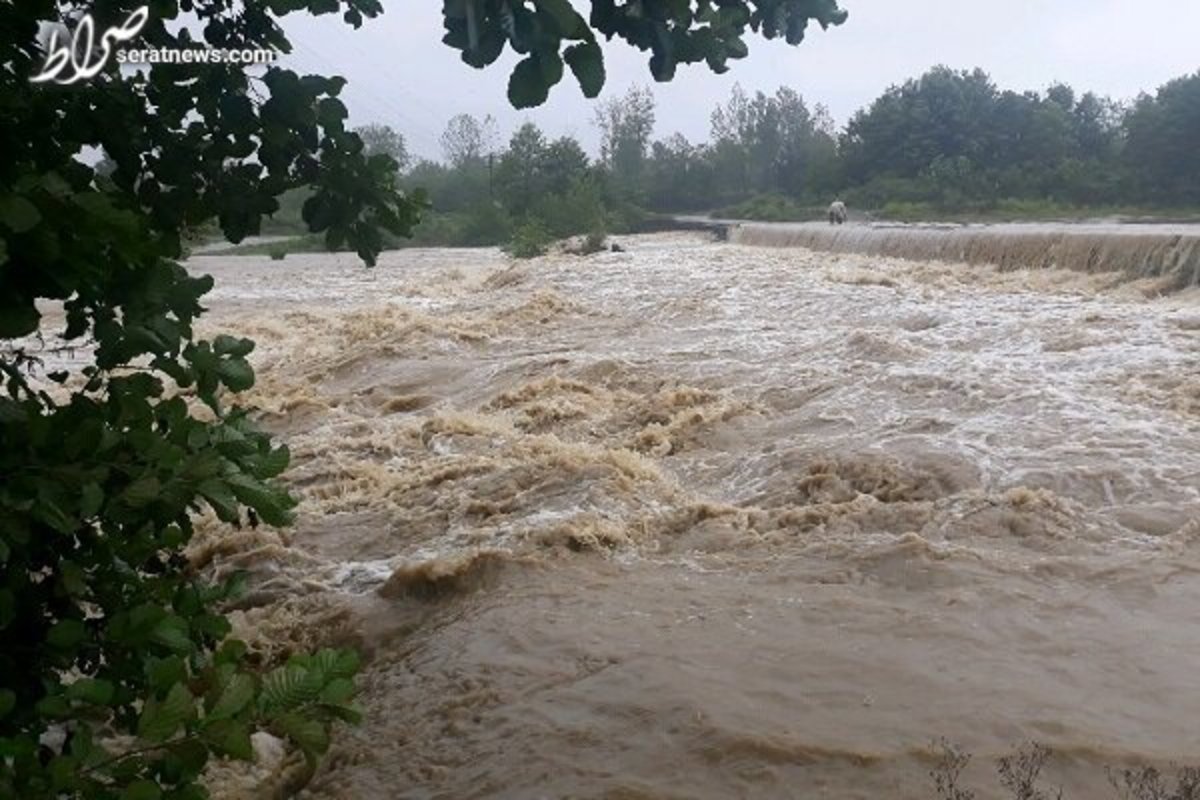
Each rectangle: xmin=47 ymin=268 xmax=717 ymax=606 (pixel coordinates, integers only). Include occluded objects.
xmin=728 ymin=221 xmax=1200 ymax=289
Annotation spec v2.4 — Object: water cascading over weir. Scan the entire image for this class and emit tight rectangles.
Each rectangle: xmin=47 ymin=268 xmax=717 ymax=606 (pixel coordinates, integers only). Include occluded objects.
xmin=726 ymin=222 xmax=1200 ymax=291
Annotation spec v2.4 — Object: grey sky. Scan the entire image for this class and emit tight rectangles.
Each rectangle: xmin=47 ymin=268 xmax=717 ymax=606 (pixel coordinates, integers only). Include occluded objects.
xmin=280 ymin=1 xmax=1200 ymax=160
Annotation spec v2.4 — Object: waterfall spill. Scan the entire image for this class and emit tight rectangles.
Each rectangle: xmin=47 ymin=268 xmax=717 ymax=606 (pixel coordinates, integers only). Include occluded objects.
xmin=729 ymin=221 xmax=1200 ymax=291
xmin=186 ymin=233 xmax=1200 ymax=799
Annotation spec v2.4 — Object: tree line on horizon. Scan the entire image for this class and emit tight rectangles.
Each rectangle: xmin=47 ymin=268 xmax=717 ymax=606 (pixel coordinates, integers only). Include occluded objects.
xmin=285 ymin=65 xmax=1199 ymax=253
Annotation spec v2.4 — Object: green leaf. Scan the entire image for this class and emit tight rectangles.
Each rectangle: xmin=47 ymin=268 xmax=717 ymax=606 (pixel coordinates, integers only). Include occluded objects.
xmin=47 ymin=619 xmax=86 ymax=649
xmin=80 ymin=483 xmax=105 ymax=518
xmin=213 ymin=335 xmax=254 ymax=358
xmin=508 ymin=56 xmax=552 ymax=109
xmin=48 ymin=754 xmax=80 ymax=790
xmin=36 ymin=695 xmax=71 ymax=718
xmin=217 ymin=356 xmax=255 ymax=392
xmin=215 ymin=639 xmax=249 ymax=665
xmin=122 ymin=779 xmax=162 ymax=800
xmin=273 ymin=712 xmax=329 ymax=758
xmin=317 ymin=97 xmax=349 ymax=128
xmin=170 ymin=738 xmax=209 ymax=774
xmin=204 ymin=719 xmax=253 ymax=760
xmin=150 ymin=616 xmax=193 ymax=654
xmin=0 ymin=689 xmax=15 ymax=719
xmin=0 ymin=194 xmax=41 ymax=233
xmin=0 ymin=303 xmax=39 ymax=338
xmin=311 ymin=648 xmax=361 ymax=681
xmin=260 ymin=664 xmax=322 ymax=713
xmin=198 ymin=478 xmax=240 ymax=521
xmin=225 ymin=473 xmax=295 ymax=527
xmin=59 ymin=559 xmax=87 ymax=596
xmin=123 ymin=476 xmax=161 ymax=508
xmin=191 ymin=612 xmax=232 ymax=640
xmin=535 ymin=0 xmax=584 ymax=36
xmin=209 ymin=673 xmax=255 ymax=721
xmin=255 ymin=445 xmax=291 ymax=479
xmin=319 ymin=678 xmax=355 ymax=705
xmin=320 ymin=702 xmax=363 ymax=725
xmin=537 ymin=50 xmax=564 ymax=87
xmin=147 ymin=656 xmax=187 ymax=693
xmin=66 ymin=678 xmax=115 ymax=707
xmin=220 ymin=572 xmax=249 ymax=603
xmin=138 ymin=683 xmax=194 ymax=742
xmin=564 ymin=41 xmax=605 ymax=98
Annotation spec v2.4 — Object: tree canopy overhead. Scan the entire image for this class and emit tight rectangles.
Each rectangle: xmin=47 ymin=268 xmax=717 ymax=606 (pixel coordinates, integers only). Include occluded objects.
xmin=441 ymin=0 xmax=849 ymax=107
xmin=0 ymin=1 xmax=417 ymax=796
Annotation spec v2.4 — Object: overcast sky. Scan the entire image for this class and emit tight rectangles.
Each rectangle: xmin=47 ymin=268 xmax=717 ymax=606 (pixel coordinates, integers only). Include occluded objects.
xmin=279 ymin=1 xmax=1200 ymax=161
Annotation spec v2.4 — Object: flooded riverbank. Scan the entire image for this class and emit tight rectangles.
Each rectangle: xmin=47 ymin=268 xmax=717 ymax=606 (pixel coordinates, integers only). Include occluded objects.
xmin=191 ymin=232 xmax=1200 ymax=798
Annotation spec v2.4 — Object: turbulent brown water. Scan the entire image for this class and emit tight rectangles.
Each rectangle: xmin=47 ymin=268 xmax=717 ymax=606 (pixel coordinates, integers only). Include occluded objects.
xmin=730 ymin=221 xmax=1200 ymax=291
xmin=187 ymin=231 xmax=1200 ymax=799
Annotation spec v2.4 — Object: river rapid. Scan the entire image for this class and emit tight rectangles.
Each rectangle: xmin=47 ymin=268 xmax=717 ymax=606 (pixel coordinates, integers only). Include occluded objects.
xmin=190 ymin=231 xmax=1200 ymax=799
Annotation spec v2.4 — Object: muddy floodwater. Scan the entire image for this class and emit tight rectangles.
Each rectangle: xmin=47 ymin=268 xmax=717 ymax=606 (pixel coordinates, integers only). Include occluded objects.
xmin=190 ymin=232 xmax=1200 ymax=799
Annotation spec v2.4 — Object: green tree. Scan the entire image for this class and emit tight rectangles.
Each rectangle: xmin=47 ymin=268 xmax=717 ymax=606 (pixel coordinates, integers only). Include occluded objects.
xmin=541 ymin=137 xmax=592 ymax=197
xmin=496 ymin=122 xmax=550 ymax=216
xmin=645 ymin=134 xmax=717 ymax=211
xmin=1 ymin=0 xmax=419 ymax=796
xmin=836 ymin=66 xmax=1129 ymax=210
xmin=1070 ymin=91 xmax=1121 ymax=163
xmin=440 ymin=113 xmax=499 ymax=169
xmin=708 ymin=84 xmax=834 ymax=200
xmin=495 ymin=124 xmax=597 ymax=235
xmin=595 ymin=86 xmax=657 ymax=194
xmin=1124 ymin=71 xmax=1200 ymax=206
xmin=842 ymin=67 xmax=1000 ymax=184
xmin=356 ymin=123 xmax=411 ymax=171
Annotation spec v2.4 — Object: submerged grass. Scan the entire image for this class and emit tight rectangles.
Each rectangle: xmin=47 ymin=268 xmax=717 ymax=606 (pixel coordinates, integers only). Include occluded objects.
xmin=931 ymin=742 xmax=1200 ymax=800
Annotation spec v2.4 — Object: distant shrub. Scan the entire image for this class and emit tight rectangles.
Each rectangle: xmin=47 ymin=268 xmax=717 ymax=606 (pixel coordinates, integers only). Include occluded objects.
xmin=930 ymin=738 xmax=976 ymax=800
xmin=268 ymin=245 xmax=288 ymax=260
xmin=1107 ymin=765 xmax=1200 ymax=800
xmin=928 ymin=741 xmax=1200 ymax=800
xmin=458 ymin=202 xmax=514 ymax=246
xmin=584 ymin=230 xmax=608 ymax=253
xmin=931 ymin=741 xmax=1061 ymax=800
xmin=715 ymin=193 xmax=821 ymax=222
xmin=531 ymin=177 xmax=608 ymax=239
xmin=505 ymin=220 xmax=552 ymax=259
xmin=996 ymin=742 xmax=1061 ymax=800
xmin=564 ymin=229 xmax=608 ymax=256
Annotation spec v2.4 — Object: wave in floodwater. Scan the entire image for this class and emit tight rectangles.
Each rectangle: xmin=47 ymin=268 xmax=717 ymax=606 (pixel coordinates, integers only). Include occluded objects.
xmin=185 ymin=235 xmax=1200 ymax=799
xmin=729 ymin=221 xmax=1200 ymax=291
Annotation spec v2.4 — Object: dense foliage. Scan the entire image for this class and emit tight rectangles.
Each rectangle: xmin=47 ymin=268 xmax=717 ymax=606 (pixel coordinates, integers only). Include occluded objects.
xmin=679 ymin=67 xmax=1200 ymax=216
xmin=357 ymin=123 xmax=412 ymax=172
xmin=227 ymin=63 xmax=1200 ymax=263
xmin=0 ymin=0 xmax=419 ymax=795
xmin=441 ymin=0 xmax=849 ymax=107
xmin=1123 ymin=72 xmax=1200 ymax=206
xmin=840 ymin=67 xmax=1125 ymax=211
